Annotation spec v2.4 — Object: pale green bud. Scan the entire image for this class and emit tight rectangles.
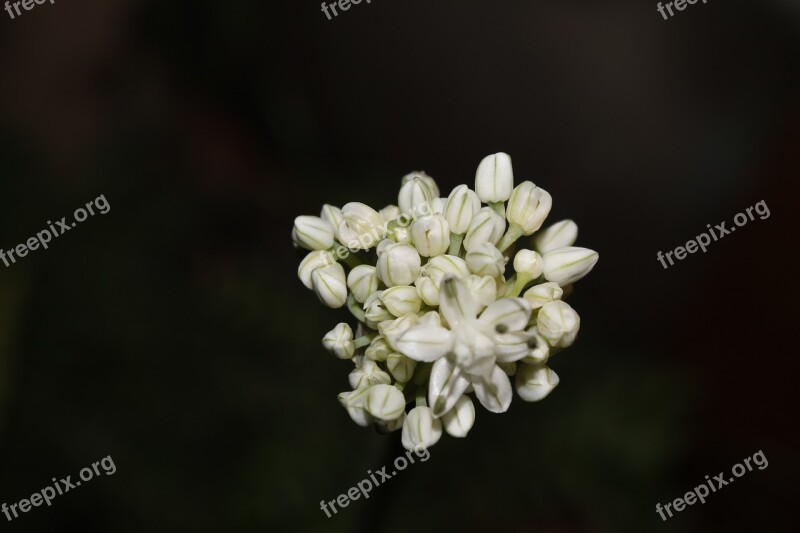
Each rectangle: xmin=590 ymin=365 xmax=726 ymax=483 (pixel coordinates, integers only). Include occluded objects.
xmin=465 ymin=242 xmax=505 ymax=277
xmin=349 ymin=360 xmax=391 ymax=389
xmin=297 ymin=250 xmax=334 ymax=289
xmin=379 ymin=204 xmax=401 ymax=223
xmin=475 ymin=152 xmax=514 ymax=203
xmin=411 ymin=214 xmax=450 ymax=257
xmin=513 ymin=249 xmax=544 ymax=278
xmin=522 ymin=328 xmax=550 ymax=365
xmin=322 ymin=322 xmax=354 ymax=359
xmin=380 ymin=285 xmax=422 ymax=317
xmin=515 ymin=364 xmax=559 ymax=402
xmin=320 ymin=204 xmax=344 ymax=229
xmin=387 ymin=352 xmax=417 ymax=383
xmin=337 ymin=202 xmax=386 ymax=250
xmin=424 ymin=254 xmax=469 ymax=285
xmin=398 ymin=176 xmax=434 ymax=218
xmin=440 ymin=395 xmax=475 ymax=438
xmin=364 ymin=384 xmax=406 ymax=421
xmin=337 ymin=388 xmax=373 ymax=427
xmin=347 ymin=265 xmax=378 ymax=304
xmin=534 ymin=219 xmax=578 ymax=254
xmin=465 ymin=274 xmax=498 ymax=310
xmin=537 ymin=300 xmax=580 ymax=348
xmin=311 ymin=262 xmax=347 ymax=308
xmin=463 ymin=207 xmax=506 ymax=252
xmin=376 ymin=243 xmax=421 ymax=287
xmin=507 ymin=182 xmax=552 ymax=235
xmin=522 ymin=281 xmax=563 ymax=310
xmin=542 ymin=246 xmax=598 ymax=286
xmin=364 ymin=290 xmax=394 ymax=326
xmin=443 ymin=184 xmax=481 ymax=235
xmin=402 ymin=171 xmax=440 ymax=198
xmin=293 ymin=215 xmax=334 ymax=251
xmin=415 ymin=276 xmax=439 ymax=306
xmin=365 ymin=335 xmax=392 ymax=362
xmin=378 ymin=313 xmax=420 ymax=351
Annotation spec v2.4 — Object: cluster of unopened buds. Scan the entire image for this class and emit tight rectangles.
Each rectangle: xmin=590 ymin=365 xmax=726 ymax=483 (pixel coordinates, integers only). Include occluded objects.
xmin=292 ymin=153 xmax=598 ymax=450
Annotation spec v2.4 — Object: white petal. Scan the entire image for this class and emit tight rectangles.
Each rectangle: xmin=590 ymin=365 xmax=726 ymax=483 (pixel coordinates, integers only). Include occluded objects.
xmin=473 ymin=365 xmax=513 ymax=413
xmin=439 ymin=277 xmax=478 ymax=328
xmin=479 ymin=298 xmax=531 ymax=332
xmin=396 ymin=326 xmax=452 ymax=362
xmin=428 ymin=357 xmax=470 ymax=417
xmin=494 ymin=331 xmax=531 ymax=363
xmin=401 ymin=406 xmax=443 ymax=450
xmin=440 ymin=395 xmax=475 ymax=438
xmin=515 ymin=364 xmax=560 ymax=402
xmin=364 ymin=384 xmax=406 ymax=421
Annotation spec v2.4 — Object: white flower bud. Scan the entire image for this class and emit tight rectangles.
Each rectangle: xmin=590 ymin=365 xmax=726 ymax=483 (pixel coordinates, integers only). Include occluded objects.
xmin=475 ymin=152 xmax=514 ymax=203
xmin=522 ymin=281 xmax=563 ymax=310
xmin=415 ymin=276 xmax=439 ymax=306
xmin=347 ymin=265 xmax=378 ymax=303
xmin=432 ymin=197 xmax=446 ymax=215
xmin=349 ymin=360 xmax=392 ymax=389
xmin=401 ymin=406 xmax=442 ymax=450
xmin=398 ymin=176 xmax=434 ymax=219
xmin=463 ymin=207 xmax=506 ymax=252
xmin=338 ymin=388 xmax=373 ymax=427
xmin=465 ymin=242 xmax=505 ymax=277
xmin=507 ymin=182 xmax=552 ymax=235
xmin=465 ymin=275 xmax=497 ymax=310
xmin=378 ymin=313 xmax=420 ymax=350
xmin=376 ymin=243 xmax=421 ymax=287
xmin=379 ymin=204 xmax=401 ymax=223
xmin=320 ymin=204 xmax=344 ymax=229
xmin=537 ymin=300 xmax=580 ymax=348
xmin=515 ymin=364 xmax=559 ymax=402
xmin=418 ymin=310 xmax=442 ymax=327
xmin=542 ymin=246 xmax=599 ymax=286
xmin=402 ymin=171 xmax=440 ymax=198
xmin=293 ymin=216 xmax=334 ymax=251
xmin=311 ymin=262 xmax=347 ymax=308
xmin=440 ymin=395 xmax=475 ymax=438
xmin=337 ymin=202 xmax=386 ymax=250
xmin=443 ymin=184 xmax=481 ymax=235
xmin=364 ymin=384 xmax=406 ymax=421
xmin=534 ymin=219 xmax=578 ymax=254
xmin=387 ymin=220 xmax=412 ymax=244
xmin=522 ymin=328 xmax=550 ymax=365
xmin=322 ymin=323 xmax=354 ymax=359
xmin=365 ymin=335 xmax=392 ymax=362
xmin=513 ymin=249 xmax=544 ymax=278
xmin=411 ymin=214 xmax=450 ymax=257
xmin=387 ymin=352 xmax=417 ymax=383
xmin=376 ymin=411 xmax=405 ymax=434
xmin=297 ymin=250 xmax=334 ymax=289
xmin=364 ymin=291 xmax=394 ymax=326
xmin=380 ymin=286 xmax=422 ymax=317
xmin=424 ymin=255 xmax=469 ymax=285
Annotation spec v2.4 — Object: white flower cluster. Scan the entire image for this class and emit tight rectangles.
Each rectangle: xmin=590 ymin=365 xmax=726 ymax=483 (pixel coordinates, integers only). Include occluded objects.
xmin=293 ymin=153 xmax=598 ymax=450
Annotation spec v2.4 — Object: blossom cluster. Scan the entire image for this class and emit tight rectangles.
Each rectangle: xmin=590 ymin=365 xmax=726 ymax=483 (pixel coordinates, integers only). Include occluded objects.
xmin=292 ymin=153 xmax=598 ymax=450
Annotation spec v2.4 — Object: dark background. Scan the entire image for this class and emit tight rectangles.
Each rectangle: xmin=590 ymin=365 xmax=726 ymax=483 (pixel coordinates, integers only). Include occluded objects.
xmin=0 ymin=0 xmax=798 ymax=531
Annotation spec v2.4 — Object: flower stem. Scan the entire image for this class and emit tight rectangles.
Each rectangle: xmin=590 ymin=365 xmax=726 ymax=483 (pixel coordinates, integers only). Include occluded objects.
xmin=448 ymin=233 xmax=464 ymax=256
xmin=496 ymin=223 xmax=524 ymax=253
xmin=353 ymin=335 xmax=374 ymax=349
xmin=346 ymin=293 xmax=366 ymax=322
xmin=341 ymin=252 xmax=363 ymax=269
xmin=489 ymin=201 xmax=506 ymax=218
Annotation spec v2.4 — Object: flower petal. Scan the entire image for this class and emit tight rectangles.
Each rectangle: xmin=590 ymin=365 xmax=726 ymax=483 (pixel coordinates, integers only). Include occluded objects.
xmin=494 ymin=331 xmax=531 ymax=363
xmin=429 ymin=357 xmax=470 ymax=417
xmin=473 ymin=365 xmax=513 ymax=413
xmin=396 ymin=326 xmax=452 ymax=362
xmin=439 ymin=277 xmax=478 ymax=328
xmin=479 ymin=297 xmax=531 ymax=332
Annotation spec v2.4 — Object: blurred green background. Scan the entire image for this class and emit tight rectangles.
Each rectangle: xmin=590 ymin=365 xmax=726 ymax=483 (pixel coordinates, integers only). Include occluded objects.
xmin=0 ymin=0 xmax=798 ymax=531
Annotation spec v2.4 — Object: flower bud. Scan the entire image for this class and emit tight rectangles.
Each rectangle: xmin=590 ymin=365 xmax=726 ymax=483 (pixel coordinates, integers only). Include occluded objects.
xmin=411 ymin=214 xmax=450 ymax=258
xmin=475 ymin=152 xmax=513 ymax=203
xmin=337 ymin=388 xmax=373 ymax=427
xmin=376 ymin=412 xmax=405 ymax=434
xmin=364 ymin=384 xmax=406 ymax=421
xmin=443 ymin=184 xmax=481 ymax=235
xmin=534 ymin=219 xmax=578 ymax=254
xmin=465 ymin=275 xmax=497 ymax=310
xmin=376 ymin=243 xmax=421 ymax=287
xmin=507 ymin=182 xmax=552 ymax=235
xmin=537 ymin=300 xmax=580 ymax=348
xmin=386 ymin=220 xmax=412 ymax=244
xmin=418 ymin=310 xmax=442 ymax=327
xmin=522 ymin=328 xmax=550 ymax=364
xmin=415 ymin=276 xmax=439 ymax=306
xmin=513 ymin=249 xmax=544 ymax=278
xmin=401 ymin=406 xmax=442 ymax=450
xmin=380 ymin=286 xmax=422 ymax=317
xmin=542 ymin=246 xmax=598 ymax=286
xmin=398 ymin=176 xmax=434 ymax=219
xmin=311 ymin=262 xmax=347 ymax=308
xmin=440 ymin=395 xmax=475 ymax=438
xmin=465 ymin=242 xmax=505 ymax=277
xmin=432 ymin=198 xmax=445 ymax=215
xmin=320 ymin=204 xmax=344 ymax=229
xmin=378 ymin=313 xmax=420 ymax=350
xmin=337 ymin=202 xmax=386 ymax=250
xmin=349 ymin=360 xmax=392 ymax=389
xmin=463 ymin=207 xmax=506 ymax=252
xmin=515 ymin=364 xmax=559 ymax=402
xmin=387 ymin=352 xmax=417 ymax=383
xmin=322 ymin=322 xmax=354 ymax=359
xmin=347 ymin=265 xmax=378 ymax=304
xmin=297 ymin=250 xmax=334 ymax=289
xmin=402 ymin=171 xmax=440 ymax=198
xmin=424 ymin=255 xmax=469 ymax=285
xmin=365 ymin=335 xmax=392 ymax=362
xmin=364 ymin=291 xmax=394 ymax=325
xmin=522 ymin=281 xmax=563 ymax=310
xmin=293 ymin=215 xmax=335 ymax=251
